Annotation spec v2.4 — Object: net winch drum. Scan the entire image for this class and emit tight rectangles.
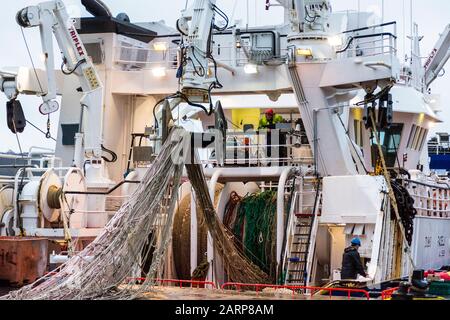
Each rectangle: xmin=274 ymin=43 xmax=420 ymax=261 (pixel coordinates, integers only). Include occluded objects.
xmin=0 ymin=186 xmax=13 ymax=236
xmin=38 ymin=170 xmax=63 ymax=223
xmin=63 ymin=168 xmax=87 ymax=229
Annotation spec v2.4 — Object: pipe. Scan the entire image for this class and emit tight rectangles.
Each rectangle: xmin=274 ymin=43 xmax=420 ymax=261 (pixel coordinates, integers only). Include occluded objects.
xmin=81 ymin=0 xmax=112 ymax=18
xmin=364 ymin=62 xmax=392 ymax=70
xmin=212 ymin=61 xmax=236 ymax=76
xmin=205 ymin=167 xmax=297 ymax=281
xmin=276 ymin=167 xmax=296 ymax=266
xmin=28 ymin=146 xmax=54 ymax=157
xmin=208 ymin=169 xmax=225 ymax=202
xmin=206 ymin=169 xmax=224 ymax=284
xmin=203 ymin=167 xmax=293 ymax=182
xmin=64 ymin=180 xmax=140 ymax=195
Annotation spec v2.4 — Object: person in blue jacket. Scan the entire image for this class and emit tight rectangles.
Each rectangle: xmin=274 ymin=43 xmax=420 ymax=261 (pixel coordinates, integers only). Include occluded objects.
xmin=341 ymin=238 xmax=367 ymax=280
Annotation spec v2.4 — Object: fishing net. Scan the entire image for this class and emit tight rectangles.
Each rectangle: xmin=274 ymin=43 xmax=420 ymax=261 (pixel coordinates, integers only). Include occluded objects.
xmin=2 ymin=129 xmax=269 ymax=300
xmin=2 ymin=129 xmax=187 ymax=300
xmin=186 ymin=161 xmax=270 ymax=284
xmin=224 ymin=191 xmax=277 ymax=280
xmin=172 ymin=184 xmax=223 ymax=280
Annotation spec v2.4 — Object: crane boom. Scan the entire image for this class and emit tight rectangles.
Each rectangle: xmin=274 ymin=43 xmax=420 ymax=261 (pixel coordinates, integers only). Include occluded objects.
xmin=177 ymin=0 xmax=220 ymax=103
xmin=424 ymin=24 xmax=450 ymax=88
xmin=15 ymin=0 xmax=105 ymax=165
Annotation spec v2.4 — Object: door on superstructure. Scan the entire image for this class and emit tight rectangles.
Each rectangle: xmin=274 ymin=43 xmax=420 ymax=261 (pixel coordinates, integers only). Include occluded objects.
xmin=370 ymin=124 xmax=404 ymax=168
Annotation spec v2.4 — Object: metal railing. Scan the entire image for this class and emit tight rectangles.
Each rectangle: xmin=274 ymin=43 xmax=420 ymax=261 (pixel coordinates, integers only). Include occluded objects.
xmin=113 ymin=43 xmax=271 ymax=70
xmin=205 ymin=130 xmax=313 ymax=168
xmin=428 ymin=141 xmax=450 ymax=155
xmin=337 ymin=22 xmax=397 ymax=60
xmin=0 ymin=153 xmax=61 ymax=178
xmin=221 ymin=282 xmax=370 ymax=300
xmin=405 ymin=179 xmax=450 ymax=218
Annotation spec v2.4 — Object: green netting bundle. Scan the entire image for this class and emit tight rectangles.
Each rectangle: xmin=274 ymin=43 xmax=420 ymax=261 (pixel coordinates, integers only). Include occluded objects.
xmin=227 ymin=191 xmax=277 ymax=280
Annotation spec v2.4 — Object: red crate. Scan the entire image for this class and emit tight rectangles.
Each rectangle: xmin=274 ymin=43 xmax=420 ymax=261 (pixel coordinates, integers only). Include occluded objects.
xmin=0 ymin=237 xmax=48 ymax=286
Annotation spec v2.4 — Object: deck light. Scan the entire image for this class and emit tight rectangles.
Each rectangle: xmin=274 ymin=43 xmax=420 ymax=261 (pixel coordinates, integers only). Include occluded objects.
xmin=244 ymin=63 xmax=258 ymax=74
xmin=296 ymin=48 xmax=313 ymax=57
xmin=152 ymin=67 xmax=167 ymax=77
xmin=328 ymin=35 xmax=343 ymax=47
xmin=153 ymin=42 xmax=168 ymax=51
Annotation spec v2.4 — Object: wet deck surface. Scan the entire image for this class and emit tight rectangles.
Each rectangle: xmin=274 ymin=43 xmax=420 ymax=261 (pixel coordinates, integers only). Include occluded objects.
xmin=139 ymin=287 xmax=363 ymax=300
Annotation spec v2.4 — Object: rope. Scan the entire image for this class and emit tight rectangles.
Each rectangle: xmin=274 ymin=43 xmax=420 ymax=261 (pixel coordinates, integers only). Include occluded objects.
xmin=369 ymin=112 xmax=416 ymax=272
xmin=47 ymin=185 xmax=63 ymax=209
xmin=390 ymin=180 xmax=417 ymax=246
xmin=336 ymin=112 xmax=369 ymax=174
xmin=12 ymin=109 xmax=27 ymax=237
xmin=20 ymin=27 xmax=45 ymax=95
xmin=3 ymin=129 xmax=187 ymax=300
xmin=26 ymin=120 xmax=57 ymax=141
xmin=42 ymin=184 xmax=74 ymax=255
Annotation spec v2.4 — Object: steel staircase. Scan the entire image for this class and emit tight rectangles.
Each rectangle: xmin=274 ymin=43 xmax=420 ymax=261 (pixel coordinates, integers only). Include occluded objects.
xmin=282 ymin=177 xmax=321 ymax=286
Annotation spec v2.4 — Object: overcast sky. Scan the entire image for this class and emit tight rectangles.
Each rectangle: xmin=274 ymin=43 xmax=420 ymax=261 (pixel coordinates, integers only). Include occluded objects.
xmin=0 ymin=0 xmax=449 ymax=152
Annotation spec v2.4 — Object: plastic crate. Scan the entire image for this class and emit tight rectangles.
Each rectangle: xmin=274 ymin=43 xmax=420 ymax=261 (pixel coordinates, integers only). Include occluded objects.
xmin=429 ymin=281 xmax=450 ymax=296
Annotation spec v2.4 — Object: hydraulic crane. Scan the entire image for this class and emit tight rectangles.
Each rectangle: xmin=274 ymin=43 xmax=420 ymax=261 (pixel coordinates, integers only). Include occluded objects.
xmin=423 ymin=24 xmax=450 ymax=89
xmin=153 ymin=0 xmax=228 ymax=161
xmin=3 ymin=0 xmax=108 ymax=182
xmin=177 ymin=0 xmax=220 ymax=101
xmin=266 ymin=0 xmax=331 ymax=33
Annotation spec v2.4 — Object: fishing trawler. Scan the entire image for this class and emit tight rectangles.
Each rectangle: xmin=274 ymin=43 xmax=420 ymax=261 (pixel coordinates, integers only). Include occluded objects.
xmin=0 ymin=0 xmax=449 ymax=300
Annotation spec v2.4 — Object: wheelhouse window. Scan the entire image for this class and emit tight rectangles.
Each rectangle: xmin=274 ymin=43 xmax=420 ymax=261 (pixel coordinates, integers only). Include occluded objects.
xmin=371 ymin=123 xmax=404 ymax=168
xmin=418 ymin=129 xmax=429 ymax=151
xmin=407 ymin=125 xmax=417 ymax=149
xmin=354 ymin=120 xmax=364 ymax=148
xmin=407 ymin=125 xmax=429 ymax=151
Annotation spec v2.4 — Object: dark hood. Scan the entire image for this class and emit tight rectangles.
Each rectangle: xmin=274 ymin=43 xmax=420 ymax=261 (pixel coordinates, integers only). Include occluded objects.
xmin=344 ymin=246 xmax=357 ymax=253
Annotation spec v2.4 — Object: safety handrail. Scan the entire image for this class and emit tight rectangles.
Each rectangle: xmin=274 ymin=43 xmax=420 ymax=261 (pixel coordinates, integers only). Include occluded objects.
xmin=221 ymin=282 xmax=370 ymax=300
xmin=403 ymin=178 xmax=450 ymax=191
xmin=342 ymin=21 xmax=397 ymax=34
xmin=336 ymin=32 xmax=397 ymax=54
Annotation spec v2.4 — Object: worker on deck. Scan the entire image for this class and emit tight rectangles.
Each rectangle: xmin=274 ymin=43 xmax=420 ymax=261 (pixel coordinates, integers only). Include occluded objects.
xmin=258 ymin=109 xmax=283 ymax=129
xmin=341 ymin=238 xmax=367 ymax=280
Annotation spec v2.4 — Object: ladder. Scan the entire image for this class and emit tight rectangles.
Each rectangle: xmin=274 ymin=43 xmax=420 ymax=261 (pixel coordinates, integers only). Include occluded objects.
xmin=283 ymin=177 xmax=321 ymax=286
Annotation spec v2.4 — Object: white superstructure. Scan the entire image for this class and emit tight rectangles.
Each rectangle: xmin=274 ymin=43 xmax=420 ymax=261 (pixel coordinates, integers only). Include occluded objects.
xmin=0 ymin=0 xmax=449 ymax=289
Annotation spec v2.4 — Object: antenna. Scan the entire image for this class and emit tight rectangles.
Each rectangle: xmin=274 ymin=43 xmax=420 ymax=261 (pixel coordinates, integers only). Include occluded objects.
xmin=403 ymin=0 xmax=406 ymax=57
xmin=246 ymin=0 xmax=249 ymax=30
xmin=410 ymin=0 xmax=414 ymax=63
xmin=255 ymin=0 xmax=258 ymax=26
xmin=229 ymin=0 xmax=238 ymax=25
xmin=357 ymin=0 xmax=360 ymax=28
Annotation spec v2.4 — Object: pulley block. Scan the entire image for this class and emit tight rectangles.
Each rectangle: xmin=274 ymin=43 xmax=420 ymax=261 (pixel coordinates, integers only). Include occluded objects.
xmin=6 ymin=99 xmax=26 ymax=134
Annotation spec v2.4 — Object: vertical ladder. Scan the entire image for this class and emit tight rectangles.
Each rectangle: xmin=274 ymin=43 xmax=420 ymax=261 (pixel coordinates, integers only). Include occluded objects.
xmin=283 ymin=177 xmax=321 ymax=286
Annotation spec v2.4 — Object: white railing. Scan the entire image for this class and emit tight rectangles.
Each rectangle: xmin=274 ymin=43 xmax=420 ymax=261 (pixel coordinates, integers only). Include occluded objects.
xmin=113 ymin=43 xmax=275 ymax=70
xmin=337 ymin=33 xmax=397 ymax=59
xmin=0 ymin=153 xmax=60 ymax=177
xmin=406 ymin=180 xmax=450 ymax=219
xmin=428 ymin=141 xmax=450 ymax=155
xmin=337 ymin=21 xmax=397 ymax=60
xmin=203 ymin=130 xmax=314 ymax=168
